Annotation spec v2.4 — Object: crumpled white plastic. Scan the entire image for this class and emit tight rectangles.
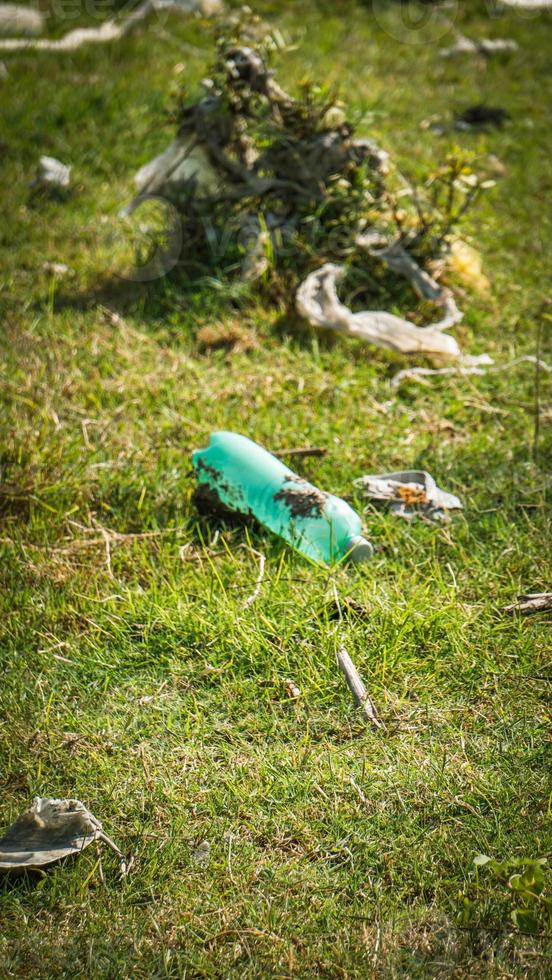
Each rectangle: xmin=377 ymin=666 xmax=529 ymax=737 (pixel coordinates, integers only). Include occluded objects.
xmin=500 ymin=0 xmax=552 ymax=7
xmin=440 ymin=36 xmax=519 ymax=58
xmin=0 ymin=4 xmax=44 ymax=35
xmin=296 ymin=262 xmax=462 ymax=357
xmin=127 ymin=136 xmax=220 ymax=210
xmin=0 ymin=1 xmax=221 ymax=53
xmin=35 ymin=155 xmax=71 ymax=189
xmin=354 ymin=470 xmax=463 ymax=523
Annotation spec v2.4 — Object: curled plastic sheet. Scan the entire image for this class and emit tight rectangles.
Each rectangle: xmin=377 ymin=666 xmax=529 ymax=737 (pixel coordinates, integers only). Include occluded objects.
xmin=0 ymin=797 xmax=101 ymax=870
xmin=354 ymin=471 xmax=463 ymax=524
xmin=0 ymin=1 xmax=221 ymax=53
xmin=0 ymin=0 xmax=153 ymax=51
xmin=296 ymin=262 xmax=462 ymax=358
xmin=500 ymin=0 xmax=552 ymax=7
xmin=122 ymin=136 xmax=221 ymax=217
xmin=0 ymin=797 xmax=125 ymax=873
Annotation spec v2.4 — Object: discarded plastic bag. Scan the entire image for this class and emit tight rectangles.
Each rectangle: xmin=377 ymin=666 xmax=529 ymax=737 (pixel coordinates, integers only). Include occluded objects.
xmin=34 ymin=156 xmax=71 ymax=190
xmin=0 ymin=3 xmax=44 ymax=35
xmin=354 ymin=470 xmax=463 ymax=524
xmin=440 ymin=36 xmax=518 ymax=58
xmin=0 ymin=797 xmax=125 ymax=873
xmin=296 ymin=263 xmax=461 ymax=357
xmin=123 ymin=136 xmax=221 ymax=216
xmin=0 ymin=1 xmax=221 ymax=53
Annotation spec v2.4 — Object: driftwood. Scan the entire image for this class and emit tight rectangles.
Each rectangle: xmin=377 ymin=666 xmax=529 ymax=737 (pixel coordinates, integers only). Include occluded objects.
xmin=337 ymin=647 xmax=380 ymax=728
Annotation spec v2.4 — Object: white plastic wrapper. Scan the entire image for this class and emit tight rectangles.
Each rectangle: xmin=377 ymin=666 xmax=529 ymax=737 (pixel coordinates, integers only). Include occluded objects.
xmin=134 ymin=137 xmax=220 ymax=199
xmin=36 ymin=155 xmax=71 ymax=189
xmin=500 ymin=0 xmax=552 ymax=7
xmin=440 ymin=36 xmax=519 ymax=58
xmin=0 ymin=1 xmax=221 ymax=53
xmin=354 ymin=470 xmax=463 ymax=523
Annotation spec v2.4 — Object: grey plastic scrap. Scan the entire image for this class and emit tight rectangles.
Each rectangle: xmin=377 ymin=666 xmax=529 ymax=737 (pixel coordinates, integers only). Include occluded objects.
xmin=0 ymin=797 xmax=101 ymax=870
xmin=354 ymin=471 xmax=463 ymax=524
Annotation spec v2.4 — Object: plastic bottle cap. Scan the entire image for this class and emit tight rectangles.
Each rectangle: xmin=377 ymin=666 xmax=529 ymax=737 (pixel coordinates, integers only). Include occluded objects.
xmin=346 ymin=535 xmax=374 ymax=563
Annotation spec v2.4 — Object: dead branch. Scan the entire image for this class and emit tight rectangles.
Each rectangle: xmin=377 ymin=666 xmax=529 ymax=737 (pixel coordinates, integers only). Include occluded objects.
xmin=503 ymin=593 xmax=552 ymax=616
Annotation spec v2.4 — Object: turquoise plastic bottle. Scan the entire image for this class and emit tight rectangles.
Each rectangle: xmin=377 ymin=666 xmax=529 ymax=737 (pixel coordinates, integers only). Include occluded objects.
xmin=192 ymin=432 xmax=372 ymax=565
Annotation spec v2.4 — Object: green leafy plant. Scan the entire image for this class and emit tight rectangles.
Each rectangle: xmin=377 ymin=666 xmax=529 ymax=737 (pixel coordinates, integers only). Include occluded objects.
xmin=154 ymin=7 xmax=491 ymax=301
xmin=458 ymin=854 xmax=552 ymax=935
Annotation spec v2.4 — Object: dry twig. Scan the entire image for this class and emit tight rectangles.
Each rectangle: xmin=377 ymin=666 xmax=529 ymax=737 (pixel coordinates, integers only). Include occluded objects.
xmin=337 ymin=646 xmax=381 ymax=729
xmin=503 ymin=593 xmax=552 ymax=616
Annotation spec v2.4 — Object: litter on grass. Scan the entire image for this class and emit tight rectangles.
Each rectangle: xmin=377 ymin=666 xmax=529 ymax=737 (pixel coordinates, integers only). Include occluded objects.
xmin=192 ymin=840 xmax=211 ymax=866
xmin=0 ymin=797 xmax=126 ymax=874
xmin=430 ymin=106 xmax=511 ymax=136
xmin=337 ymin=647 xmax=380 ymax=729
xmin=456 ymin=105 xmax=511 ymax=131
xmin=34 ymin=156 xmax=71 ymax=190
xmin=124 ymin=19 xmax=493 ymax=369
xmin=284 ymin=679 xmax=301 ymax=699
xmin=296 ymin=232 xmax=496 ymax=362
xmin=0 ymin=0 xmax=221 ymax=53
xmin=440 ymin=35 xmax=518 ymax=58
xmin=296 ymin=262 xmax=463 ymax=358
xmin=0 ymin=4 xmax=44 ymax=35
xmin=500 ymin=0 xmax=552 ymax=7
xmin=42 ymin=261 xmax=70 ymax=276
xmin=391 ymin=354 xmax=550 ymax=389
xmin=193 ymin=431 xmax=372 ymax=565
xmin=354 ymin=471 xmax=463 ymax=524
xmin=503 ymin=592 xmax=552 ymax=615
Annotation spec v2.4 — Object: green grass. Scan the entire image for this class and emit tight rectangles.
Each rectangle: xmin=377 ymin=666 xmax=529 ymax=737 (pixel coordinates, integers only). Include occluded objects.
xmin=1 ymin=1 xmax=551 ymax=976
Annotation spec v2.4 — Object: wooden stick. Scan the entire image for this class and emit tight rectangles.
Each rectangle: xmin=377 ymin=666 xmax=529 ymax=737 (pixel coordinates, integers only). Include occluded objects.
xmin=503 ymin=593 xmax=552 ymax=615
xmin=337 ymin=647 xmax=381 ymax=728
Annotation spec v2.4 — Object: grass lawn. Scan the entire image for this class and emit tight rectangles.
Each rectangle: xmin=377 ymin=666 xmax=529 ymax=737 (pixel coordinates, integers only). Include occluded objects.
xmin=1 ymin=1 xmax=551 ymax=976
